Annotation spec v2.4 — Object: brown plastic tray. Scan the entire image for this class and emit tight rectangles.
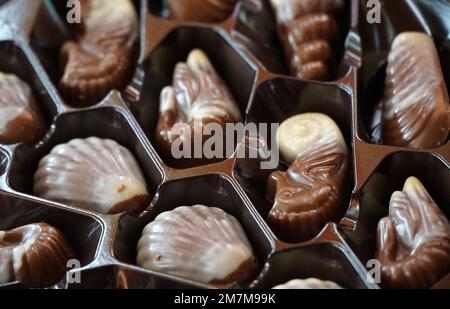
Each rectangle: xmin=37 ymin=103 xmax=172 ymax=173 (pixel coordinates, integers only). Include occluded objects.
xmin=0 ymin=0 xmax=448 ymax=289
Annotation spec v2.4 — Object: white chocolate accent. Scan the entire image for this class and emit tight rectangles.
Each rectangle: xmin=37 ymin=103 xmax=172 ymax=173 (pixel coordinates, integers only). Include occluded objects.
xmin=33 ymin=137 xmax=148 ymax=214
xmin=273 ymin=278 xmax=342 ymax=289
xmin=137 ymin=205 xmax=254 ymax=284
xmin=276 ymin=113 xmax=347 ymax=164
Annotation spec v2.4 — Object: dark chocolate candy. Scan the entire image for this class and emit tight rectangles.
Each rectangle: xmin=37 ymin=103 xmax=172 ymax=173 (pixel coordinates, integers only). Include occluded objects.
xmin=381 ymin=32 xmax=450 ymax=149
xmin=377 ymin=177 xmax=450 ymax=289
xmin=167 ymin=0 xmax=237 ymax=22
xmin=0 ymin=223 xmax=74 ymax=288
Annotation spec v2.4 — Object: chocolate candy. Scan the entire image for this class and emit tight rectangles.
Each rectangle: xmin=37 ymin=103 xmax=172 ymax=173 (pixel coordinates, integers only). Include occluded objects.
xmin=167 ymin=0 xmax=237 ymax=22
xmin=0 ymin=72 xmax=46 ymax=145
xmin=266 ymin=113 xmax=348 ymax=242
xmin=377 ymin=177 xmax=450 ymax=289
xmin=137 ymin=205 xmax=258 ymax=285
xmin=33 ymin=137 xmax=150 ymax=214
xmin=155 ymin=49 xmax=242 ymax=168
xmin=0 ymin=223 xmax=74 ymax=288
xmin=381 ymin=32 xmax=450 ymax=149
xmin=270 ymin=0 xmax=343 ymax=80
xmin=273 ymin=278 xmax=342 ymax=289
xmin=59 ymin=0 xmax=138 ymax=107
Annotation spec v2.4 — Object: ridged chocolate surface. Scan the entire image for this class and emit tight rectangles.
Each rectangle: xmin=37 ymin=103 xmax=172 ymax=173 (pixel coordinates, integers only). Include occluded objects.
xmin=167 ymin=0 xmax=237 ymax=22
xmin=266 ymin=113 xmax=348 ymax=242
xmin=0 ymin=72 xmax=46 ymax=145
xmin=270 ymin=0 xmax=343 ymax=80
xmin=381 ymin=32 xmax=450 ymax=149
xmin=377 ymin=177 xmax=450 ymax=289
xmin=0 ymin=223 xmax=74 ymax=288
xmin=33 ymin=137 xmax=150 ymax=215
xmin=273 ymin=278 xmax=342 ymax=289
xmin=137 ymin=205 xmax=257 ymax=285
xmin=59 ymin=0 xmax=138 ymax=106
xmin=155 ymin=49 xmax=242 ymax=168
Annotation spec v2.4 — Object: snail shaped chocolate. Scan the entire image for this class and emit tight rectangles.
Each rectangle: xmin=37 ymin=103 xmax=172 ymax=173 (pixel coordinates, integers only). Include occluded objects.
xmin=0 ymin=223 xmax=74 ymax=288
xmin=33 ymin=137 xmax=150 ymax=215
xmin=381 ymin=32 xmax=450 ymax=149
xmin=167 ymin=0 xmax=237 ymax=22
xmin=266 ymin=113 xmax=349 ymax=242
xmin=155 ymin=49 xmax=242 ymax=168
xmin=60 ymin=0 xmax=138 ymax=106
xmin=0 ymin=72 xmax=46 ymax=145
xmin=270 ymin=0 xmax=343 ymax=80
xmin=377 ymin=177 xmax=450 ymax=289
xmin=137 ymin=205 xmax=258 ymax=285
xmin=273 ymin=278 xmax=342 ymax=289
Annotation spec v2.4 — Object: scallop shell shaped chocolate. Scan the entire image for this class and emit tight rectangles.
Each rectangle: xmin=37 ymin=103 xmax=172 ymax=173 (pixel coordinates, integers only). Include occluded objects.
xmin=59 ymin=0 xmax=138 ymax=106
xmin=137 ymin=205 xmax=257 ymax=285
xmin=273 ymin=278 xmax=342 ymax=289
xmin=0 ymin=223 xmax=74 ymax=288
xmin=0 ymin=72 xmax=46 ymax=145
xmin=167 ymin=0 xmax=237 ymax=22
xmin=377 ymin=177 xmax=450 ymax=289
xmin=33 ymin=137 xmax=150 ymax=214
xmin=381 ymin=32 xmax=450 ymax=149
xmin=155 ymin=49 xmax=242 ymax=167
xmin=270 ymin=0 xmax=342 ymax=80
xmin=267 ymin=113 xmax=348 ymax=242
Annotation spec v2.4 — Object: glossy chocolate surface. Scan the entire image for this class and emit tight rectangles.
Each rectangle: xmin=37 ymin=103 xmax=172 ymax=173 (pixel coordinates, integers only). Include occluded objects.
xmin=0 ymin=72 xmax=46 ymax=145
xmin=381 ymin=32 xmax=450 ymax=149
xmin=137 ymin=205 xmax=258 ymax=285
xmin=167 ymin=0 xmax=237 ymax=22
xmin=377 ymin=177 xmax=450 ymax=289
xmin=0 ymin=223 xmax=74 ymax=288
xmin=59 ymin=0 xmax=138 ymax=106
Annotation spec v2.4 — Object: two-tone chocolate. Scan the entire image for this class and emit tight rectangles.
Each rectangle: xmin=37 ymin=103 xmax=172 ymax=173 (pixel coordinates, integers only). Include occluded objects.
xmin=155 ymin=49 xmax=242 ymax=168
xmin=270 ymin=0 xmax=343 ymax=80
xmin=381 ymin=32 xmax=450 ymax=149
xmin=0 ymin=72 xmax=46 ymax=145
xmin=266 ymin=113 xmax=348 ymax=242
xmin=59 ymin=0 xmax=138 ymax=106
xmin=0 ymin=223 xmax=74 ymax=288
xmin=33 ymin=137 xmax=150 ymax=214
xmin=273 ymin=278 xmax=342 ymax=289
xmin=377 ymin=177 xmax=450 ymax=289
xmin=137 ymin=205 xmax=257 ymax=285
xmin=167 ymin=0 xmax=237 ymax=23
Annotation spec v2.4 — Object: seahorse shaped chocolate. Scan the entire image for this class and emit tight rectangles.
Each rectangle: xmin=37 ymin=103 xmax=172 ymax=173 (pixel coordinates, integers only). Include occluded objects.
xmin=155 ymin=49 xmax=242 ymax=168
xmin=381 ymin=32 xmax=450 ymax=149
xmin=266 ymin=113 xmax=348 ymax=242
xmin=59 ymin=0 xmax=138 ymax=106
xmin=377 ymin=177 xmax=450 ymax=289
xmin=270 ymin=0 xmax=343 ymax=80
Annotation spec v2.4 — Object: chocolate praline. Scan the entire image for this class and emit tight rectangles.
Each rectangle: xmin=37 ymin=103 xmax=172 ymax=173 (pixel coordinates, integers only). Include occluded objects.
xmin=137 ymin=205 xmax=258 ymax=285
xmin=167 ymin=0 xmax=237 ymax=22
xmin=0 ymin=223 xmax=74 ymax=288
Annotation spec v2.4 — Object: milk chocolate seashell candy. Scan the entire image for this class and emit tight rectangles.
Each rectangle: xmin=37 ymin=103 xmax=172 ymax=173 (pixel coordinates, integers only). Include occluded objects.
xmin=270 ymin=0 xmax=343 ymax=80
xmin=0 ymin=72 xmax=46 ymax=145
xmin=137 ymin=205 xmax=258 ymax=285
xmin=377 ymin=177 xmax=450 ymax=289
xmin=167 ymin=0 xmax=237 ymax=22
xmin=273 ymin=278 xmax=343 ymax=289
xmin=266 ymin=113 xmax=348 ymax=242
xmin=0 ymin=223 xmax=74 ymax=288
xmin=59 ymin=0 xmax=138 ymax=106
xmin=33 ymin=137 xmax=150 ymax=214
xmin=381 ymin=32 xmax=450 ymax=149
xmin=155 ymin=49 xmax=242 ymax=168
